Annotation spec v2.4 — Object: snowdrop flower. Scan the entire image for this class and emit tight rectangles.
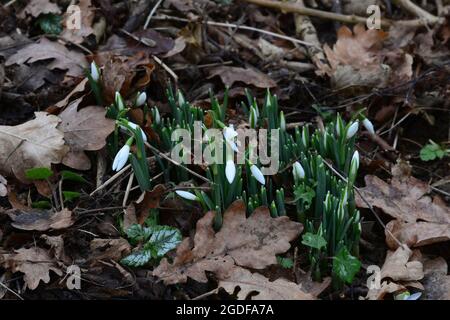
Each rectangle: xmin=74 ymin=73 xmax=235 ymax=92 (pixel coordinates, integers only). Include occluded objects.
xmin=280 ymin=111 xmax=286 ymax=131
xmin=225 ymin=160 xmax=236 ymax=184
xmin=153 ymin=107 xmax=161 ymax=124
xmin=250 ymin=164 xmax=265 ymax=185
xmin=135 ymin=92 xmax=147 ymax=107
xmin=223 ymin=125 xmax=239 ymax=152
xmin=178 ymin=91 xmax=185 ymax=106
xmin=293 ymin=161 xmax=305 ymax=181
xmin=112 ymin=144 xmax=130 ymax=171
xmin=115 ymin=91 xmax=125 ymax=111
xmin=335 ymin=121 xmax=341 ymax=137
xmin=90 ymin=62 xmax=100 ymax=82
xmin=346 ymin=121 xmax=359 ymax=139
xmin=362 ymin=118 xmax=375 ymax=135
xmin=127 ymin=121 xmax=147 ymax=142
xmin=175 ymin=190 xmax=198 ymax=201
xmin=349 ymin=150 xmax=359 ymax=182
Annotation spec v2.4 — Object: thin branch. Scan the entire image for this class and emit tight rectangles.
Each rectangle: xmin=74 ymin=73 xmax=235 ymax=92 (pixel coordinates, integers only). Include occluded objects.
xmin=241 ymin=0 xmax=443 ymax=27
xmin=144 ymin=0 xmax=164 ymax=29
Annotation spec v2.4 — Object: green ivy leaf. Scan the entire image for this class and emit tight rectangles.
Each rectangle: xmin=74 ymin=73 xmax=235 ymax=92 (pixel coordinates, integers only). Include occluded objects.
xmin=37 ymin=14 xmax=62 ymax=35
xmin=25 ymin=167 xmax=53 ymax=180
xmin=277 ymin=256 xmax=294 ymax=269
xmin=121 ymin=250 xmax=152 ymax=267
xmin=294 ymin=184 xmax=315 ymax=210
xmin=63 ymin=191 xmax=81 ymax=202
xmin=145 ymin=226 xmax=182 ymax=258
xmin=302 ymin=232 xmax=327 ymax=250
xmin=420 ymin=140 xmax=448 ymax=161
xmin=332 ymin=247 xmax=361 ymax=284
xmin=61 ymin=170 xmax=87 ymax=183
xmin=125 ymin=224 xmax=153 ymax=244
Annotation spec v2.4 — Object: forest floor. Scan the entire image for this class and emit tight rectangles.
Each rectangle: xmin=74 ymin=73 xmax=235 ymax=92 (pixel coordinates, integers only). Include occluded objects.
xmin=0 ymin=0 xmax=449 ymax=300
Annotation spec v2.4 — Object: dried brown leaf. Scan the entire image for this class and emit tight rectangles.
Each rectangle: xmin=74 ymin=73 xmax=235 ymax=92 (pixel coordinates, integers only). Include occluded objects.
xmin=219 ymin=266 xmax=315 ymax=300
xmin=153 ymin=200 xmax=303 ymax=285
xmin=6 ymin=208 xmax=74 ymax=231
xmin=356 ymin=175 xmax=450 ymax=249
xmin=1 ymin=247 xmax=62 ymax=290
xmin=89 ymin=238 xmax=131 ymax=265
xmin=58 ymin=99 xmax=115 ymax=170
xmin=19 ymin=0 xmax=61 ymax=18
xmin=5 ymin=38 xmax=88 ymax=78
xmin=381 ymin=245 xmax=424 ymax=282
xmin=208 ymin=66 xmax=276 ymax=89
xmin=0 ymin=174 xmax=7 ymax=197
xmin=0 ymin=112 xmax=67 ymax=182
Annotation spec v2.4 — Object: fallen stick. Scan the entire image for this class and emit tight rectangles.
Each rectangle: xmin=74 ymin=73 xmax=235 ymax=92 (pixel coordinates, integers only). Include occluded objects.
xmin=241 ymin=0 xmax=444 ymax=27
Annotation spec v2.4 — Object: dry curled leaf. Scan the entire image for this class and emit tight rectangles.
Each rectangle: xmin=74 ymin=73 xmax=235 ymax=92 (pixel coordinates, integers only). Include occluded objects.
xmin=0 ymin=112 xmax=67 ymax=182
xmin=208 ymin=66 xmax=276 ymax=89
xmin=320 ymin=24 xmax=412 ymax=89
xmin=356 ymin=175 xmax=450 ymax=249
xmin=381 ymin=245 xmax=424 ymax=282
xmin=6 ymin=38 xmax=88 ymax=78
xmin=89 ymin=238 xmax=131 ymax=265
xmin=219 ymin=266 xmax=315 ymax=300
xmin=1 ymin=247 xmax=62 ymax=290
xmin=422 ymin=257 xmax=450 ymax=300
xmin=6 ymin=208 xmax=74 ymax=231
xmin=153 ymin=200 xmax=303 ymax=285
xmin=19 ymin=0 xmax=61 ymax=18
xmin=58 ymin=98 xmax=115 ymax=170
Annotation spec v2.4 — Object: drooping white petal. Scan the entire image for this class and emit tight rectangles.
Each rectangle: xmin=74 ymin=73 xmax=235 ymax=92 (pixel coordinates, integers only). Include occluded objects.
xmin=136 ymin=92 xmax=147 ymax=107
xmin=90 ymin=62 xmax=99 ymax=82
xmin=223 ymin=125 xmax=238 ymax=152
xmin=115 ymin=92 xmax=125 ymax=110
xmin=362 ymin=118 xmax=375 ymax=134
xmin=351 ymin=150 xmax=360 ymax=169
xmin=154 ymin=108 xmax=161 ymax=124
xmin=250 ymin=165 xmax=265 ymax=185
xmin=225 ymin=160 xmax=236 ymax=184
xmin=112 ymin=145 xmax=130 ymax=171
xmin=125 ymin=121 xmax=147 ymax=142
xmin=293 ymin=161 xmax=305 ymax=180
xmin=280 ymin=111 xmax=286 ymax=131
xmin=346 ymin=121 xmax=359 ymax=139
xmin=175 ymin=190 xmax=198 ymax=201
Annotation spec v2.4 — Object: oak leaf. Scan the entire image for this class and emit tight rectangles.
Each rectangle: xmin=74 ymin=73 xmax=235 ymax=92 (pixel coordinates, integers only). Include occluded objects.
xmin=219 ymin=266 xmax=315 ymax=300
xmin=1 ymin=247 xmax=62 ymax=290
xmin=6 ymin=38 xmax=88 ymax=78
xmin=380 ymin=246 xmax=424 ymax=282
xmin=0 ymin=112 xmax=67 ymax=182
xmin=153 ymin=200 xmax=303 ymax=285
xmin=6 ymin=208 xmax=74 ymax=231
xmin=58 ymin=99 xmax=115 ymax=170
xmin=19 ymin=0 xmax=61 ymax=18
xmin=208 ymin=66 xmax=276 ymax=89
xmin=356 ymin=175 xmax=450 ymax=249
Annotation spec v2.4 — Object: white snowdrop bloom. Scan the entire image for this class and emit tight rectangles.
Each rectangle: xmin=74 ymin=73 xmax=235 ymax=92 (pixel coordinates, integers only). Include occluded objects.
xmin=225 ymin=160 xmax=236 ymax=184
xmin=153 ymin=108 xmax=161 ymax=124
xmin=250 ymin=165 xmax=265 ymax=185
xmin=346 ymin=121 xmax=359 ymax=139
xmin=115 ymin=91 xmax=125 ymax=110
xmin=223 ymin=125 xmax=239 ymax=152
xmin=112 ymin=145 xmax=130 ymax=171
xmin=293 ymin=161 xmax=305 ymax=180
xmin=90 ymin=62 xmax=100 ymax=82
xmin=175 ymin=190 xmax=198 ymax=201
xmin=123 ymin=121 xmax=147 ymax=142
xmin=280 ymin=111 xmax=286 ymax=131
xmin=135 ymin=92 xmax=147 ymax=107
xmin=362 ymin=118 xmax=375 ymax=134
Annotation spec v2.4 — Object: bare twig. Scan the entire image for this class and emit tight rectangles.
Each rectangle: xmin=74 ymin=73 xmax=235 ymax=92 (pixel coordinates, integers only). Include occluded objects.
xmin=144 ymin=0 xmax=164 ymax=29
xmin=242 ymin=0 xmax=443 ymax=27
xmin=0 ymin=280 xmax=24 ymax=300
xmin=152 ymin=14 xmax=318 ymax=48
xmin=393 ymin=0 xmax=441 ymax=23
